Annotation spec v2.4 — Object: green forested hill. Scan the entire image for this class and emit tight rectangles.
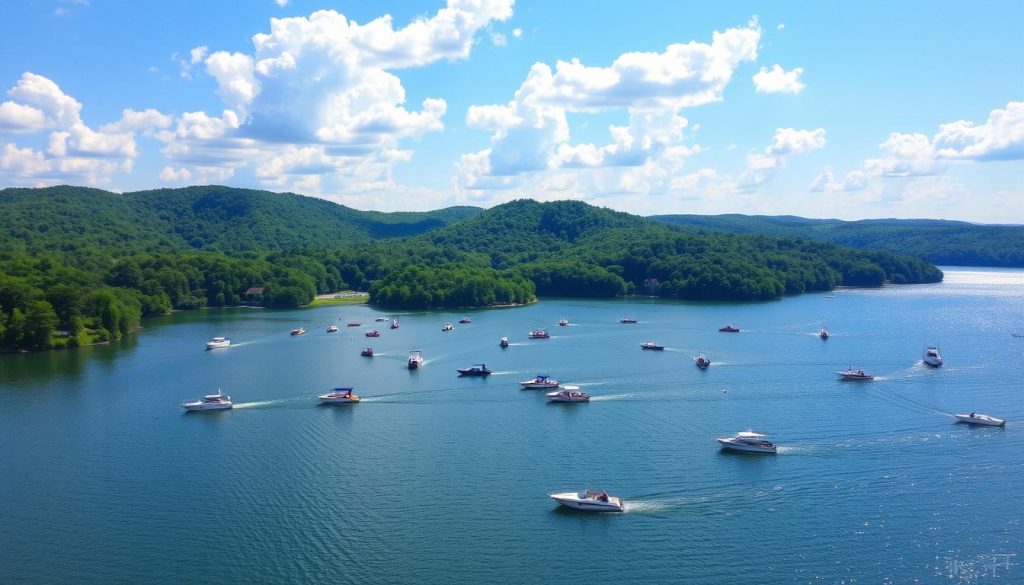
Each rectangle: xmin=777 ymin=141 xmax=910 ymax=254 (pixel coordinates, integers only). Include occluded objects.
xmin=650 ymin=214 xmax=1024 ymax=267
xmin=1 ymin=187 xmax=944 ymax=352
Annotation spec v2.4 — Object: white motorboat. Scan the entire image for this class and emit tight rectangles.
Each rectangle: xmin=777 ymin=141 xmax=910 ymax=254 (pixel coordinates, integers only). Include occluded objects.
xmin=390 ymin=319 xmax=399 ymax=329
xmin=923 ymin=345 xmax=943 ymax=367
xmin=375 ymin=316 xmax=388 ymax=322
xmin=318 ymin=387 xmax=360 ymax=404
xmin=954 ymin=412 xmax=1005 ymax=427
xmin=717 ymin=431 xmax=777 ymax=454
xmin=694 ymin=353 xmax=710 ymax=369
xmin=559 ymin=319 xmax=569 ymax=327
xmin=547 ymin=385 xmax=589 ymax=402
xmin=182 ymin=390 xmax=233 ymax=411
xmin=837 ymin=366 xmax=874 ymax=381
xmin=819 ymin=327 xmax=829 ymax=339
xmin=549 ymin=490 xmax=624 ymax=512
xmin=528 ymin=329 xmax=550 ymax=339
xmin=290 ymin=327 xmax=306 ymax=336
xmin=326 ymin=325 xmax=338 ymax=333
xmin=205 ymin=336 xmax=230 ymax=350
xmin=519 ymin=374 xmax=559 ymax=390
xmin=442 ymin=322 xmax=453 ymax=331
xmin=408 ymin=350 xmax=424 ymax=370
xmin=499 ymin=336 xmax=510 ymax=348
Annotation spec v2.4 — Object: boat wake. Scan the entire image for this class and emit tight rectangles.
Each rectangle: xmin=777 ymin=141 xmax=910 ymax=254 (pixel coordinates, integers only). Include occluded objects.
xmin=624 ymin=494 xmax=714 ymax=514
xmin=590 ymin=393 xmax=639 ymax=402
xmin=233 ymin=397 xmax=307 ymax=409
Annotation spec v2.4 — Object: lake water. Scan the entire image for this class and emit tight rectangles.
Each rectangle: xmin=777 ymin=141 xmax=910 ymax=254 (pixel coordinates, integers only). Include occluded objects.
xmin=2 ymin=268 xmax=1022 ymax=584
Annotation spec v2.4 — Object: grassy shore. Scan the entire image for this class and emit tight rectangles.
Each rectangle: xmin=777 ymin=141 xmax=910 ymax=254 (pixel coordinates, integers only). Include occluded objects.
xmin=308 ymin=292 xmax=369 ymax=307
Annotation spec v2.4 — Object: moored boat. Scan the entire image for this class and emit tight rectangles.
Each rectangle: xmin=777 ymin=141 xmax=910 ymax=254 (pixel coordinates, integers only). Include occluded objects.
xmin=326 ymin=325 xmax=338 ymax=333
xmin=499 ymin=336 xmax=510 ymax=348
xmin=390 ymin=319 xmax=399 ymax=329
xmin=954 ymin=412 xmax=1005 ymax=427
xmin=716 ymin=431 xmax=777 ymax=454
xmin=375 ymin=316 xmax=388 ymax=322
xmin=346 ymin=322 xmax=361 ymax=328
xmin=182 ymin=390 xmax=233 ymax=411
xmin=549 ymin=490 xmax=623 ymax=512
xmin=619 ymin=317 xmax=638 ymax=324
xmin=719 ymin=325 xmax=740 ymax=333
xmin=457 ymin=363 xmax=491 ymax=377
xmin=519 ymin=374 xmax=559 ymax=390
xmin=923 ymin=345 xmax=943 ymax=367
xmin=318 ymin=387 xmax=360 ymax=404
xmin=365 ymin=329 xmax=380 ymax=337
xmin=408 ymin=350 xmax=424 ymax=370
xmin=290 ymin=328 xmax=306 ymax=336
xmin=205 ymin=336 xmax=230 ymax=350
xmin=640 ymin=341 xmax=664 ymax=351
xmin=528 ymin=329 xmax=550 ymax=339
xmin=547 ymin=385 xmax=589 ymax=402
xmin=458 ymin=317 xmax=472 ymax=324
xmin=837 ymin=366 xmax=874 ymax=381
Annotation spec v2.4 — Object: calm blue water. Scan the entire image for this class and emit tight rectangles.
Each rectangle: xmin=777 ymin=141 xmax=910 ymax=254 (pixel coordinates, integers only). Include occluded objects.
xmin=1 ymin=268 xmax=1022 ymax=584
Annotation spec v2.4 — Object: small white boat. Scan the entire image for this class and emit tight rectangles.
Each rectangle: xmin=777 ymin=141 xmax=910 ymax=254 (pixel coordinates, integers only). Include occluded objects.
xmin=459 ymin=317 xmax=472 ymax=324
xmin=326 ymin=325 xmax=338 ymax=333
xmin=837 ymin=366 xmax=874 ymax=381
xmin=549 ymin=490 xmax=624 ymax=512
xmin=318 ymin=387 xmax=360 ymax=404
xmin=182 ymin=390 xmax=233 ymax=411
xmin=559 ymin=319 xmax=569 ymax=327
xmin=205 ymin=336 xmax=230 ymax=350
xmin=819 ymin=327 xmax=829 ymax=339
xmin=290 ymin=328 xmax=306 ymax=336
xmin=390 ymin=319 xmax=399 ymax=329
xmin=694 ymin=353 xmax=710 ymax=369
xmin=375 ymin=316 xmax=388 ymax=322
xmin=408 ymin=350 xmax=424 ymax=370
xmin=717 ymin=431 xmax=777 ymax=454
xmin=923 ymin=345 xmax=943 ymax=367
xmin=954 ymin=412 xmax=1005 ymax=427
xmin=528 ymin=329 xmax=550 ymax=339
xmin=499 ymin=336 xmax=510 ymax=348
xmin=442 ymin=322 xmax=453 ymax=331
xmin=520 ymin=374 xmax=559 ymax=390
xmin=547 ymin=385 xmax=589 ymax=402
xmin=640 ymin=341 xmax=664 ymax=351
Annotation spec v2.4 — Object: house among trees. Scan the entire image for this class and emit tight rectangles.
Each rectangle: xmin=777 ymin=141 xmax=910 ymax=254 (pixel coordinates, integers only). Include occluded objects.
xmin=244 ymin=286 xmax=265 ymax=305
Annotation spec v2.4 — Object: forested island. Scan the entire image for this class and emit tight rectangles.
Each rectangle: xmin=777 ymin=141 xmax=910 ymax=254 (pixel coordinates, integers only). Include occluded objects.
xmin=1 ymin=186 xmax=943 ymax=352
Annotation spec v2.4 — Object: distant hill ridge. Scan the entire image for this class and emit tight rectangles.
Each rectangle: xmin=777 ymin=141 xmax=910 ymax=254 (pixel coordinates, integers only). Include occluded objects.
xmin=651 ymin=213 xmax=1024 ymax=267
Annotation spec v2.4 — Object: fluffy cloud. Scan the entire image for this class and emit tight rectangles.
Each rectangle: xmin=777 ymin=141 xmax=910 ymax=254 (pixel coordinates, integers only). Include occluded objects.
xmin=459 ymin=19 xmax=761 ymax=192
xmin=752 ymin=64 xmax=805 ymax=94
xmin=766 ymin=127 xmax=826 ymax=155
xmin=159 ymin=166 xmax=192 ymax=181
xmin=812 ymin=101 xmax=1024 ymax=195
xmin=0 ymin=74 xmax=168 ymax=187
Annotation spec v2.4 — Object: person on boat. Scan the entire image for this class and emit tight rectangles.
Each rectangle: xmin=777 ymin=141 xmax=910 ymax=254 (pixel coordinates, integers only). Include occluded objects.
xmin=970 ymin=412 xmax=975 ymax=417
xmin=597 ymin=492 xmax=608 ymax=502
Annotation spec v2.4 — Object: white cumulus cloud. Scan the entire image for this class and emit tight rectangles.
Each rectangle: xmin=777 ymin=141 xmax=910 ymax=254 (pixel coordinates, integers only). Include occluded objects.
xmin=752 ymin=64 xmax=805 ymax=94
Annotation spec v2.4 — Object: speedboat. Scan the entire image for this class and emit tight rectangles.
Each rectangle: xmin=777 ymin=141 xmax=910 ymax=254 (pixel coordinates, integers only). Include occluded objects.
xmin=443 ymin=322 xmax=453 ymax=331
xmin=619 ymin=317 xmax=637 ymax=324
xmin=819 ymin=327 xmax=829 ymax=339
xmin=390 ymin=319 xmax=399 ymax=329
xmin=360 ymin=347 xmax=374 ymax=357
xmin=547 ymin=385 xmax=589 ymax=402
xmin=694 ymin=353 xmax=710 ymax=369
xmin=717 ymin=431 xmax=777 ymax=454
xmin=528 ymin=329 xmax=550 ymax=339
xmin=640 ymin=341 xmax=664 ymax=351
xmin=408 ymin=350 xmax=424 ymax=370
xmin=499 ymin=336 xmax=509 ymax=348
xmin=719 ymin=325 xmax=740 ymax=333
xmin=559 ymin=319 xmax=569 ymax=327
xmin=954 ymin=412 xmax=1005 ymax=427
xmin=549 ymin=490 xmax=624 ymax=512
xmin=205 ymin=336 xmax=230 ymax=350
xmin=182 ymin=390 xmax=233 ymax=411
xmin=837 ymin=366 xmax=874 ymax=381
xmin=365 ymin=329 xmax=380 ymax=337
xmin=923 ymin=345 xmax=943 ymax=367
xmin=290 ymin=328 xmax=306 ymax=336
xmin=519 ymin=374 xmax=559 ymax=390
xmin=318 ymin=387 xmax=360 ymax=404
xmin=346 ymin=322 xmax=361 ymax=328
xmin=326 ymin=325 xmax=338 ymax=333
xmin=457 ymin=363 xmax=491 ymax=377
xmin=458 ymin=317 xmax=472 ymax=324
xmin=375 ymin=316 xmax=388 ymax=322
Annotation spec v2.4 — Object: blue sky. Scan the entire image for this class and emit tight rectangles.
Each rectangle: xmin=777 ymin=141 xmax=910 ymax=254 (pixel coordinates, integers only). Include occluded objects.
xmin=0 ymin=1 xmax=1021 ymax=222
